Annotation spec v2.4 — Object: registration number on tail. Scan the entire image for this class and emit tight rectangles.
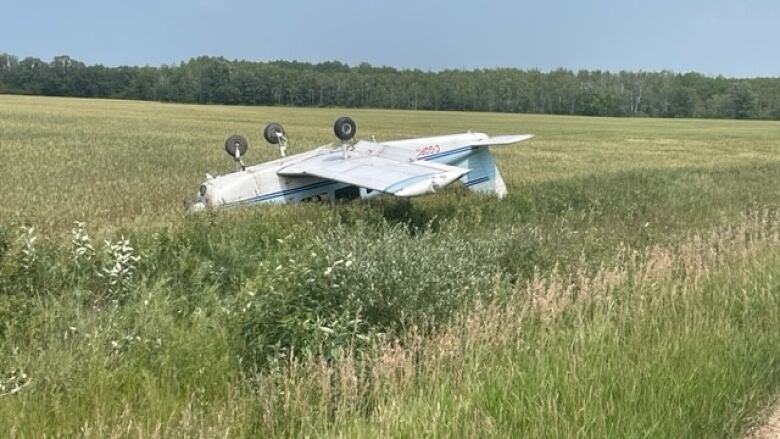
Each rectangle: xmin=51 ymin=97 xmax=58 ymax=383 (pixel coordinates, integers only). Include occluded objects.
xmin=416 ymin=144 xmax=440 ymax=157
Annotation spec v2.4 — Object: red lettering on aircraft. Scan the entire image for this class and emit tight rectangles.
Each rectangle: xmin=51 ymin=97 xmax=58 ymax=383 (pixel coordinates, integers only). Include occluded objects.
xmin=416 ymin=144 xmax=440 ymax=157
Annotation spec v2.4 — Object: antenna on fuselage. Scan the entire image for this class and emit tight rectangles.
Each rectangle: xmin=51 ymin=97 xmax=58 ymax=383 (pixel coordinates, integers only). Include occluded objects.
xmin=333 ymin=116 xmax=357 ymax=159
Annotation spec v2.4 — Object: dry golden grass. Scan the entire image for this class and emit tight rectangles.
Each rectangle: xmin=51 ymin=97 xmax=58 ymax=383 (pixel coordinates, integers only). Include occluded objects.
xmin=52 ymin=210 xmax=780 ymax=438
xmin=2 ymin=95 xmax=779 ymax=234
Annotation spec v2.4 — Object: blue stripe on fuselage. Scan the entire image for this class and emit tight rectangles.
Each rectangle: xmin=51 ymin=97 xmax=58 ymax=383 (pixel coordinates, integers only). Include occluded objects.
xmin=463 ymin=176 xmax=490 ymax=187
xmin=224 ymin=179 xmax=337 ymax=207
xmin=421 ymin=145 xmax=477 ymax=162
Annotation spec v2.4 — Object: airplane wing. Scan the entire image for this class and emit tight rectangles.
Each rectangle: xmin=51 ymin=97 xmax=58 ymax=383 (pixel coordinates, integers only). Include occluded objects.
xmin=471 ymin=134 xmax=534 ymax=147
xmin=278 ymin=141 xmax=470 ymax=197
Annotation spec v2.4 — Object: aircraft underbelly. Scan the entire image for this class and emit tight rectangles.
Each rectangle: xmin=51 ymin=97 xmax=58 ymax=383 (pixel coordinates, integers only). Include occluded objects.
xmin=193 ymin=128 xmax=530 ymax=211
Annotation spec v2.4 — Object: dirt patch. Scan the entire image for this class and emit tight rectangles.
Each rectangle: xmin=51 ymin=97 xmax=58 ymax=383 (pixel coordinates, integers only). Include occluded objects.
xmin=746 ymin=400 xmax=780 ymax=439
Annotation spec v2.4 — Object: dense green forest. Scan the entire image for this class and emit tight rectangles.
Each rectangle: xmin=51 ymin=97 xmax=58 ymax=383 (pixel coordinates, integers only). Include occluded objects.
xmin=1 ymin=53 xmax=778 ymax=119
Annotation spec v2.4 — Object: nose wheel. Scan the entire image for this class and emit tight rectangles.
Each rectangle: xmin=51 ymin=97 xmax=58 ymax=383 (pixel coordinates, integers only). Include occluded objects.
xmin=224 ymin=134 xmax=248 ymax=157
xmin=224 ymin=134 xmax=248 ymax=171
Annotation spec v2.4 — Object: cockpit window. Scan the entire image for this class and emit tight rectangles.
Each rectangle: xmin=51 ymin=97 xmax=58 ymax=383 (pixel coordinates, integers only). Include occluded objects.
xmin=303 ymin=192 xmax=330 ymax=202
xmin=335 ymin=186 xmax=361 ymax=201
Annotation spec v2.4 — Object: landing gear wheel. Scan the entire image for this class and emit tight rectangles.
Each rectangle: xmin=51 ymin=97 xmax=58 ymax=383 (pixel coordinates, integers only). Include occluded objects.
xmin=263 ymin=123 xmax=286 ymax=144
xmin=224 ymin=134 xmax=248 ymax=158
xmin=333 ymin=117 xmax=356 ymax=142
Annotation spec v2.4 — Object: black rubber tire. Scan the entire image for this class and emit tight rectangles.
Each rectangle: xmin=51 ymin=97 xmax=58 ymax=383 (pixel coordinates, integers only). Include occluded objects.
xmin=333 ymin=117 xmax=356 ymax=141
xmin=224 ymin=134 xmax=248 ymax=157
xmin=263 ymin=123 xmax=285 ymax=144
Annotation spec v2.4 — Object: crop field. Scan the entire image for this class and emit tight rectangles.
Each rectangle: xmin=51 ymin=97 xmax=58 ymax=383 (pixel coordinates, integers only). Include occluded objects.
xmin=1 ymin=94 xmax=780 ymax=437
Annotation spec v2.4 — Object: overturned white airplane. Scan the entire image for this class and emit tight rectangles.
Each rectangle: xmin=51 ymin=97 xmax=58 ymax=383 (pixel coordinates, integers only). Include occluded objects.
xmin=190 ymin=117 xmax=533 ymax=211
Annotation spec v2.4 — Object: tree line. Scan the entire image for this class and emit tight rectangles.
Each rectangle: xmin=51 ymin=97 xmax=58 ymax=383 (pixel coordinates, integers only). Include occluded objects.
xmin=1 ymin=53 xmax=778 ymax=119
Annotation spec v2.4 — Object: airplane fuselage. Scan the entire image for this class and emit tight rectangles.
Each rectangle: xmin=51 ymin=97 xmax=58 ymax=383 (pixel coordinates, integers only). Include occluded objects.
xmin=194 ymin=132 xmax=508 ymax=210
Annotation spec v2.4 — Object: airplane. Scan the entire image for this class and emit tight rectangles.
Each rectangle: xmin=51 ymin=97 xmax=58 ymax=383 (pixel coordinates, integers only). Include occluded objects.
xmin=189 ymin=117 xmax=533 ymax=211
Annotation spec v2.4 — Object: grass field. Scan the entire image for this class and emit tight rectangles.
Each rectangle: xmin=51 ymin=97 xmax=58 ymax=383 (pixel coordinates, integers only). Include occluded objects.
xmin=2 ymin=94 xmax=779 ymax=233
xmin=1 ymin=94 xmax=780 ymax=437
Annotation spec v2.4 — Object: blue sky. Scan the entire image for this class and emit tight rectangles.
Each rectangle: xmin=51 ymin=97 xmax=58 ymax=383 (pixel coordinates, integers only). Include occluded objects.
xmin=2 ymin=0 xmax=779 ymax=77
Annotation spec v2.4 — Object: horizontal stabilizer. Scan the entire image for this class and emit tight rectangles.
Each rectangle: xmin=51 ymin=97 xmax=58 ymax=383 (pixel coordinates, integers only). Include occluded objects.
xmin=470 ymin=134 xmax=534 ymax=147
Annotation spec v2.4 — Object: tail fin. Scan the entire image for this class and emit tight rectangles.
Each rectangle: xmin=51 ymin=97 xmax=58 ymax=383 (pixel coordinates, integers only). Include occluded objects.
xmin=456 ymin=147 xmax=508 ymax=198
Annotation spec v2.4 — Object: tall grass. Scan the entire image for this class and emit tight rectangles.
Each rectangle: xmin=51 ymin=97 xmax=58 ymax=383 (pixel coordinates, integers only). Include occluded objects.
xmin=2 ymin=210 xmax=777 ymax=437
xmin=232 ymin=212 xmax=780 ymax=438
xmin=2 ymin=94 xmax=780 ymax=234
xmin=2 ymin=96 xmax=780 ymax=437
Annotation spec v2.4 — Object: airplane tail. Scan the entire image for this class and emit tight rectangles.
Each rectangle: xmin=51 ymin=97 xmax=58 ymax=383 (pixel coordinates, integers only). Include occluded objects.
xmin=456 ymin=147 xmax=508 ymax=198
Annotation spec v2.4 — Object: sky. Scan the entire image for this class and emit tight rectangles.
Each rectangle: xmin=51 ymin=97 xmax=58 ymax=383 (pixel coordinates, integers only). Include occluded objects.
xmin=2 ymin=0 xmax=779 ymax=77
